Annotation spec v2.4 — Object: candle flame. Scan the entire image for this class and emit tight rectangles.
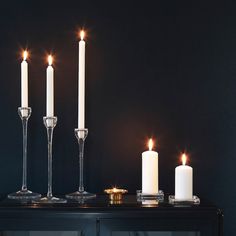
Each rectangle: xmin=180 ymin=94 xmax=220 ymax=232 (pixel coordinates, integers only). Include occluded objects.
xmin=148 ymin=139 xmax=153 ymax=151
xmin=48 ymin=55 xmax=53 ymax=66
xmin=23 ymin=51 xmax=28 ymax=61
xmin=112 ymin=187 xmax=118 ymax=193
xmin=80 ymin=30 xmax=85 ymax=40
xmin=182 ymin=153 xmax=187 ymax=165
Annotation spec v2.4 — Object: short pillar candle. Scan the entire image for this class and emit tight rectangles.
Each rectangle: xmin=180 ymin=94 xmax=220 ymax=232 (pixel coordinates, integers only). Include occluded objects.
xmin=175 ymin=153 xmax=193 ymax=200
xmin=142 ymin=139 xmax=158 ymax=194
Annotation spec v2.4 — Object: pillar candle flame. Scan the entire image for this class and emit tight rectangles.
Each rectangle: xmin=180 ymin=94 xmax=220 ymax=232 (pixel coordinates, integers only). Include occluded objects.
xmin=148 ymin=139 xmax=153 ymax=151
xmin=182 ymin=153 xmax=187 ymax=165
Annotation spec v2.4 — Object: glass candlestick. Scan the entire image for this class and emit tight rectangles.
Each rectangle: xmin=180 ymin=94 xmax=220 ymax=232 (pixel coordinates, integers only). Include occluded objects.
xmin=66 ymin=128 xmax=96 ymax=200
xmin=34 ymin=117 xmax=66 ymax=204
xmin=8 ymin=107 xmax=41 ymax=200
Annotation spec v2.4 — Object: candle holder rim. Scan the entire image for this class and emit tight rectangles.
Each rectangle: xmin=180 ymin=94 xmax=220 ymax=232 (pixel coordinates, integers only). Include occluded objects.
xmin=43 ymin=116 xmax=57 ymax=119
xmin=18 ymin=107 xmax=32 ymax=118
xmin=18 ymin=106 xmax=31 ymax=109
xmin=104 ymin=188 xmax=128 ymax=194
xmin=136 ymin=190 xmax=164 ymax=201
xmin=75 ymin=128 xmax=88 ymax=131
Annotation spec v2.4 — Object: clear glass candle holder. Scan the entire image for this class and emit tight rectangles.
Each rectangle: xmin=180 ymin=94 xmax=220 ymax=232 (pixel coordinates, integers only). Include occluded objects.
xmin=8 ymin=107 xmax=41 ymax=200
xmin=34 ymin=116 xmax=66 ymax=204
xmin=66 ymin=128 xmax=96 ymax=200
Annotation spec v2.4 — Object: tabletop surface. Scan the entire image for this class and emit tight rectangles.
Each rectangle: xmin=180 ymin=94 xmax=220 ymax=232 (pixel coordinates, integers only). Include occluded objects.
xmin=0 ymin=194 xmax=220 ymax=212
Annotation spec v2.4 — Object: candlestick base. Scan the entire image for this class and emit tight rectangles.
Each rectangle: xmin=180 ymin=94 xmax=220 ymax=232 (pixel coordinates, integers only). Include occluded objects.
xmin=8 ymin=190 xmax=41 ymax=200
xmin=66 ymin=191 xmax=96 ymax=200
xmin=168 ymin=195 xmax=200 ymax=205
xmin=34 ymin=196 xmax=67 ymax=204
xmin=136 ymin=190 xmax=164 ymax=202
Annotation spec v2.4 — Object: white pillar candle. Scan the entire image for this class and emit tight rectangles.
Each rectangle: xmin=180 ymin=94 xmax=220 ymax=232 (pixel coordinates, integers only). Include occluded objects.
xmin=175 ymin=153 xmax=193 ymax=200
xmin=21 ymin=51 xmax=28 ymax=107
xmin=142 ymin=139 xmax=158 ymax=194
xmin=78 ymin=30 xmax=85 ymax=129
xmin=46 ymin=55 xmax=54 ymax=117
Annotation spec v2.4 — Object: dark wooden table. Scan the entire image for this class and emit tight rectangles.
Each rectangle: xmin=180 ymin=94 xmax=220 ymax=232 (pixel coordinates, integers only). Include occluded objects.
xmin=0 ymin=195 xmax=223 ymax=236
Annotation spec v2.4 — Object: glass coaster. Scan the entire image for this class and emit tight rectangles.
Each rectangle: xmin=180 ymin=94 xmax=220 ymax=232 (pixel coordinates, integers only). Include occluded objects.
xmin=168 ymin=195 xmax=200 ymax=205
xmin=136 ymin=190 xmax=164 ymax=202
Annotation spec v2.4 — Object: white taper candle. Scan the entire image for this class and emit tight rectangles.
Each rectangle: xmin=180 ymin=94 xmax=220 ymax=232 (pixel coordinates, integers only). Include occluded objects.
xmin=46 ymin=55 xmax=54 ymax=117
xmin=21 ymin=51 xmax=28 ymax=107
xmin=78 ymin=30 xmax=85 ymax=129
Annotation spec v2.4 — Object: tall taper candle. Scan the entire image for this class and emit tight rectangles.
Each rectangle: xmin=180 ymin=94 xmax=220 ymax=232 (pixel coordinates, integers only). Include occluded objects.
xmin=21 ymin=51 xmax=28 ymax=107
xmin=142 ymin=139 xmax=158 ymax=194
xmin=78 ymin=30 xmax=85 ymax=129
xmin=46 ymin=55 xmax=54 ymax=117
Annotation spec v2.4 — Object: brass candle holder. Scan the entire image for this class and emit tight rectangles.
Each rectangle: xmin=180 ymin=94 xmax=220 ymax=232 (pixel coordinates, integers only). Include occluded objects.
xmin=104 ymin=188 xmax=128 ymax=203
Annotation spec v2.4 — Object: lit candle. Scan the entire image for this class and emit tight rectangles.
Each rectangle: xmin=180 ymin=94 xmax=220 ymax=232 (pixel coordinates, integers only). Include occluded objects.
xmin=21 ymin=50 xmax=28 ymax=107
xmin=46 ymin=55 xmax=54 ymax=117
xmin=175 ymin=153 xmax=193 ymax=200
xmin=104 ymin=187 xmax=128 ymax=202
xmin=78 ymin=30 xmax=85 ymax=129
xmin=112 ymin=187 xmax=119 ymax=193
xmin=142 ymin=139 xmax=158 ymax=194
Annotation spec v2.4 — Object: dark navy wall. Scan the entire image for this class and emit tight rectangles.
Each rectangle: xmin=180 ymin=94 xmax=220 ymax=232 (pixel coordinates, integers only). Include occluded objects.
xmin=0 ymin=1 xmax=234 ymax=235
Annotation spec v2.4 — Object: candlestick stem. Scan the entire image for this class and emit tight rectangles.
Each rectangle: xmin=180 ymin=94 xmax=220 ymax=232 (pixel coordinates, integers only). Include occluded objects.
xmin=78 ymin=136 xmax=85 ymax=192
xmin=8 ymin=107 xmax=41 ymax=200
xmin=21 ymin=109 xmax=28 ymax=191
xmin=46 ymin=118 xmax=54 ymax=198
xmin=34 ymin=117 xmax=66 ymax=204
xmin=66 ymin=128 xmax=96 ymax=200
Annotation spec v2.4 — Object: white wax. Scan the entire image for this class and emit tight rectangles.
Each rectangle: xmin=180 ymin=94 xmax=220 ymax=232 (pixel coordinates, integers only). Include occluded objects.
xmin=78 ymin=39 xmax=85 ymax=129
xmin=21 ymin=60 xmax=28 ymax=107
xmin=175 ymin=165 xmax=193 ymax=200
xmin=142 ymin=150 xmax=158 ymax=194
xmin=46 ymin=65 xmax=54 ymax=117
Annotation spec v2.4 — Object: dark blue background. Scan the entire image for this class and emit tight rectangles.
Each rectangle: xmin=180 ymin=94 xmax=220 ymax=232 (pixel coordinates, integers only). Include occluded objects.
xmin=0 ymin=1 xmax=234 ymax=235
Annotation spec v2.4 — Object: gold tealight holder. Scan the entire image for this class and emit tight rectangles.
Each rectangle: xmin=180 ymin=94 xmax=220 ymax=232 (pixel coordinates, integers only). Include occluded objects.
xmin=104 ymin=188 xmax=128 ymax=203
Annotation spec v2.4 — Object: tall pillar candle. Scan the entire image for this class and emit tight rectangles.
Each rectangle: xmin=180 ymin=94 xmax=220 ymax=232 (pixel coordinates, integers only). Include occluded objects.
xmin=21 ymin=51 xmax=28 ymax=107
xmin=46 ymin=55 xmax=54 ymax=117
xmin=175 ymin=153 xmax=193 ymax=200
xmin=78 ymin=30 xmax=85 ymax=129
xmin=142 ymin=139 xmax=158 ymax=194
